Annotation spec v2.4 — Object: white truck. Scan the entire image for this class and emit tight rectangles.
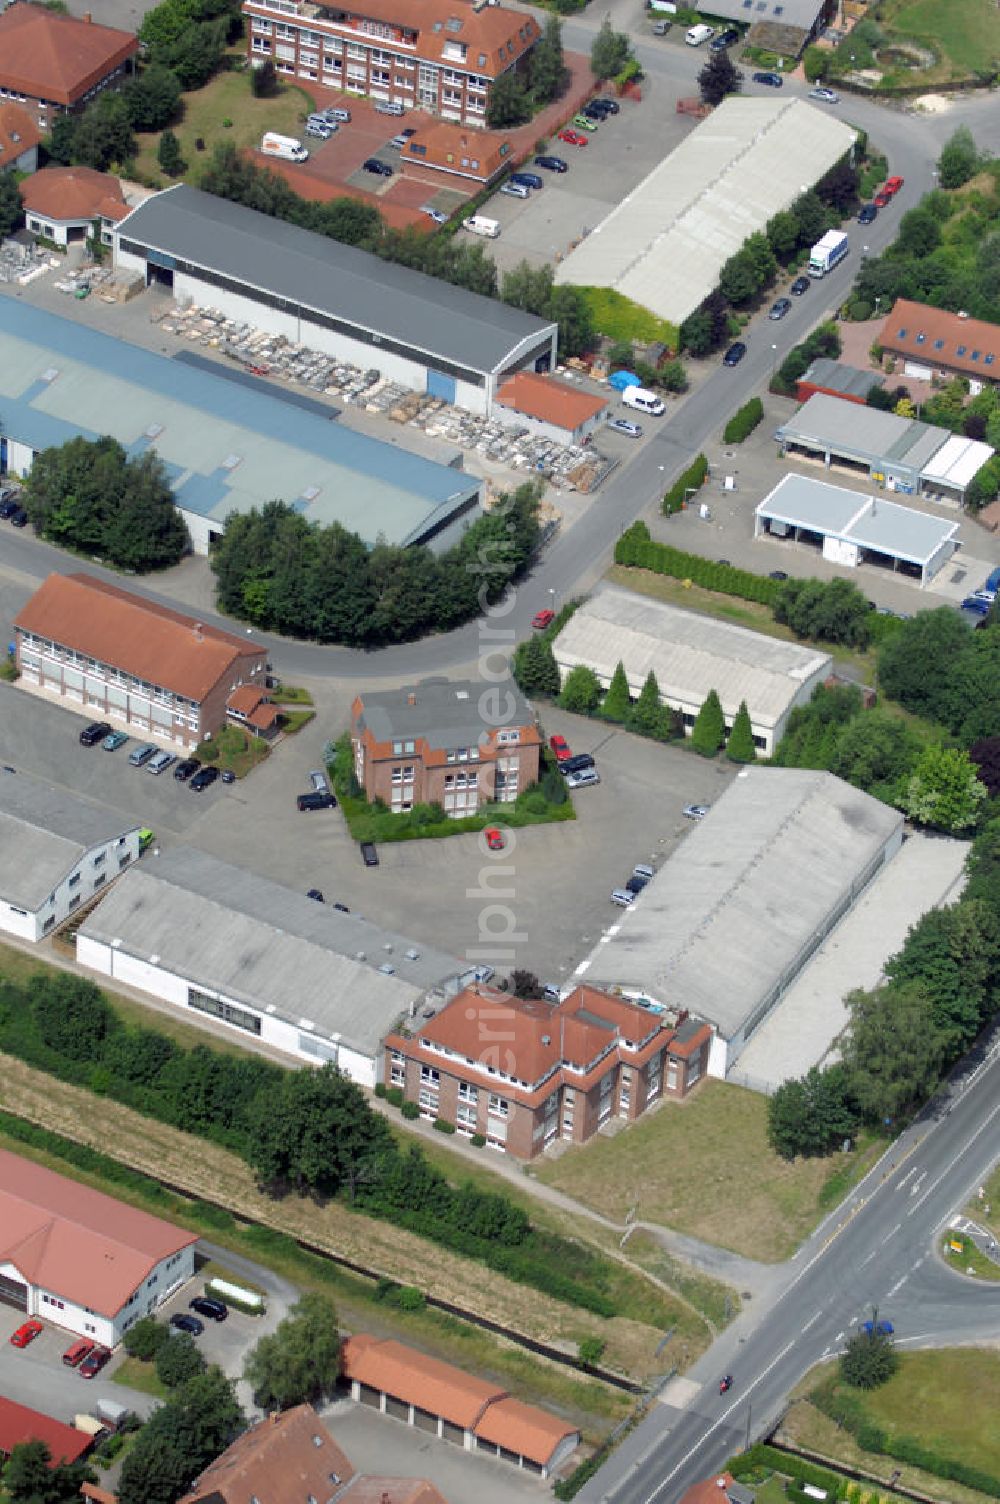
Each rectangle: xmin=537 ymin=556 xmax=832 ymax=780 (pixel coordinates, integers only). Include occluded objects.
xmin=808 ymin=229 xmax=849 ymax=278
xmin=260 ymin=132 xmax=309 ymax=163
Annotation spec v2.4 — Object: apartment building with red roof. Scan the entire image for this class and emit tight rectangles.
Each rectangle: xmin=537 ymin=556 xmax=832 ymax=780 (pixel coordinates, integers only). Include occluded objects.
xmin=14 ymin=572 xmax=268 ymax=750
xmin=0 ymin=3 xmax=138 ymax=130
xmin=877 ymin=298 xmax=1000 ymax=392
xmin=385 ymin=983 xmax=711 ymax=1157
xmin=241 ymin=0 xmax=539 ymax=128
xmin=21 ymin=166 xmax=131 ymax=249
xmin=0 ymin=100 xmax=41 ymax=172
xmin=0 ymin=1149 xmax=196 ymax=1348
xmin=495 ymin=371 xmax=608 ymax=445
xmin=342 ymin=1336 xmax=580 ymax=1477
xmin=178 ymin=1402 xmax=452 ymax=1504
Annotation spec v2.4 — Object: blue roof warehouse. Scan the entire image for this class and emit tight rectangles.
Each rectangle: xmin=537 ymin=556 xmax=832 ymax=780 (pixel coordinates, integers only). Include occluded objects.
xmin=0 ymin=298 xmax=482 ymax=555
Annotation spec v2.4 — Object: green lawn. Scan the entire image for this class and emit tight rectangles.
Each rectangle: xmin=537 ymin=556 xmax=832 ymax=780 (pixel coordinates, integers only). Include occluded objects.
xmin=133 ymin=64 xmax=316 ymax=184
xmin=941 ymin=1231 xmax=1000 ymax=1281
xmin=112 ymin=1356 xmax=169 ymax=1398
xmin=536 ymin=1079 xmax=883 ymax=1262
xmin=880 ymin=0 xmax=1000 ymax=76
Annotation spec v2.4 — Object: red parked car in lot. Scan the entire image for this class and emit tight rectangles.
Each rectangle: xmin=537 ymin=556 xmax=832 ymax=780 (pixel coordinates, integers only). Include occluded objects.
xmin=79 ymin=1345 xmax=112 ymax=1378
xmin=531 ymin=608 xmax=555 ymax=630
xmin=484 ymin=827 xmax=505 ymax=850
xmin=10 ymin=1320 xmax=43 ymax=1348
xmin=558 ymin=129 xmax=589 ymax=147
xmin=549 ymin=734 xmax=572 ymax=761
xmin=884 ymin=175 xmax=904 ymax=195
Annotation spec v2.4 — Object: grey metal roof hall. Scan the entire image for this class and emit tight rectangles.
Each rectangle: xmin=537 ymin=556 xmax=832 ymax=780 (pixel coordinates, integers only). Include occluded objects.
xmin=0 ymin=770 xmax=140 ymax=909
xmin=356 ymin=677 xmax=535 ymax=749
xmin=78 ymin=848 xmax=470 ymax=1056
xmin=800 ymin=358 xmax=884 ymax=402
xmin=777 ymin=392 xmax=950 ymax=477
xmin=117 ymin=185 xmax=555 ymax=378
xmin=582 ymin=768 xmax=902 ymax=1043
xmin=756 ymin=473 xmax=961 ymax=569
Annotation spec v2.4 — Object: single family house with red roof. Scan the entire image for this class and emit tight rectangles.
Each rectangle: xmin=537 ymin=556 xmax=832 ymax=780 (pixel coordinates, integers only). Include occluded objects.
xmin=21 ymin=166 xmax=132 ymax=248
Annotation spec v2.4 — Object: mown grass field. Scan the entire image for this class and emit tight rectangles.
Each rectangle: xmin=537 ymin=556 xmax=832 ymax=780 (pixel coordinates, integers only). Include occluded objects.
xmin=879 ymin=0 xmax=1000 ymax=77
xmin=536 ymin=1080 xmax=883 ymax=1263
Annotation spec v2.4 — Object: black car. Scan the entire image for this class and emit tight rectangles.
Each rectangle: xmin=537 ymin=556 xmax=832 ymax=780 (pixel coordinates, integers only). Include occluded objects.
xmin=363 ymin=157 xmax=393 ymax=176
xmin=790 ymin=275 xmax=811 ymax=296
xmin=753 ymin=70 xmax=783 ymax=86
xmin=79 ymin=721 xmax=112 ymax=747
xmin=625 ymin=874 xmax=649 ymax=895
xmin=361 ymin=841 xmax=379 ymax=867
xmin=297 ymin=790 xmax=336 ymax=811
xmin=173 ymin=758 xmax=199 ymax=781
xmin=723 ymin=341 xmax=747 ymax=366
xmin=534 ymin=155 xmax=568 ymax=173
xmin=10 ymin=508 xmax=28 ymax=527
xmin=560 ymin=753 xmax=596 ymax=776
xmin=189 ymin=766 xmax=219 ymax=792
xmin=307 ymin=888 xmax=325 ymax=902
xmin=190 ymin=1296 xmax=227 ymax=1321
xmin=710 ymin=26 xmax=740 ymax=49
xmin=0 ymin=496 xmax=20 ymax=519
xmin=333 ymin=901 xmax=350 ymax=912
xmin=583 ymin=98 xmax=616 ymax=119
xmin=170 ymin=1313 xmax=204 ymax=1336
xmin=858 ymin=203 xmax=878 ymax=224
xmin=221 ymin=769 xmax=236 ymax=784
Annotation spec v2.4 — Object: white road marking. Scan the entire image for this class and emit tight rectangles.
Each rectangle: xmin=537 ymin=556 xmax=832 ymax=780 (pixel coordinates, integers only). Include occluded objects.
xmin=887 ymin=1275 xmax=907 ymax=1296
xmin=885 ymin=1222 xmax=901 ymax=1241
xmin=909 ymin=1094 xmax=1000 ymax=1217
xmin=802 ymin=1312 xmax=821 ymax=1333
xmin=835 ymin=1330 xmax=844 ymax=1342
xmin=859 ymin=1250 xmax=876 ymax=1268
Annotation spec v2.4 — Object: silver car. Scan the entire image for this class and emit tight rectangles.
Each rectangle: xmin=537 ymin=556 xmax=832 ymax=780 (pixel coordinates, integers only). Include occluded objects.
xmin=565 ymin=768 xmax=601 ymax=789
xmin=309 ymin=769 xmax=330 ymax=794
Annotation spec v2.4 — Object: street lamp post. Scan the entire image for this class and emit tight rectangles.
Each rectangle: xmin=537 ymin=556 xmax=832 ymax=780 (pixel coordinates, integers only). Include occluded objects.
xmin=770 ymin=343 xmax=778 ymax=384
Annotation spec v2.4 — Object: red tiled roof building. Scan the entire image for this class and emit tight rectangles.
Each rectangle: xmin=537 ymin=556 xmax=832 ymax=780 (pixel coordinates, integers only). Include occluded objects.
xmin=385 ymin=983 xmax=711 ymax=1157
xmin=0 ymin=3 xmax=138 ymax=129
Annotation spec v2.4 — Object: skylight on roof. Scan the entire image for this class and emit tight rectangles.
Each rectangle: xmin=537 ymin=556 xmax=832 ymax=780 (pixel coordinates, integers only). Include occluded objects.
xmin=957 ymin=345 xmax=967 ymax=356
xmin=145 ymin=422 xmax=163 ymax=439
xmin=916 ymin=333 xmax=925 ymax=343
xmin=972 ymin=351 xmax=981 ymax=360
xmin=987 ymin=355 xmax=996 ymax=366
xmin=445 ymin=16 xmax=463 ymax=30
xmin=221 ymin=453 xmax=242 ymax=471
xmin=41 ymin=367 xmax=59 ymax=383
xmin=301 ymin=485 xmax=320 ymax=501
xmin=897 ymin=328 xmax=907 ymax=338
xmin=933 ymin=339 xmax=944 ymax=350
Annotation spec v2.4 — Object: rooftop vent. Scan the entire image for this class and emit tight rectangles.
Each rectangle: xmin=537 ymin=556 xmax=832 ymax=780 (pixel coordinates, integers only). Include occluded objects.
xmin=221 ymin=453 xmax=242 ymax=471
xmin=145 ymin=422 xmax=163 ymax=439
xmin=41 ymin=367 xmax=59 ymax=383
xmin=149 ymin=954 xmax=160 ymax=965
xmin=356 ymin=951 xmax=367 ymax=961
xmin=404 ymin=948 xmax=420 ymax=960
xmin=455 ymin=690 xmax=470 ymax=700
xmin=541 ymin=1034 xmax=551 ymax=1045
xmin=958 ymin=310 xmax=970 ymax=319
xmin=383 ymin=943 xmax=393 ymax=953
xmin=378 ymin=963 xmax=396 ymax=975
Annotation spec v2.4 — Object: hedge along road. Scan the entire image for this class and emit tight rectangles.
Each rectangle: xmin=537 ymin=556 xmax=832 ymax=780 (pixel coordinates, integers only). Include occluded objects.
xmin=0 ymin=89 xmax=952 ymax=685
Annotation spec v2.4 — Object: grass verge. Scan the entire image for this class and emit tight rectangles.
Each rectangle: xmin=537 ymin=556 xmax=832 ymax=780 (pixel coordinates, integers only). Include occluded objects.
xmin=195 ymin=723 xmax=269 ymax=778
xmin=536 ymin=1080 xmax=883 ymax=1263
xmin=112 ymin=1356 xmax=169 ymax=1398
xmin=940 ymin=1230 xmax=1000 ymax=1282
xmin=878 ymin=0 xmax=1000 ymax=79
xmin=606 ymin=565 xmax=878 ymax=685
xmin=280 ymin=709 xmax=316 ymax=734
xmin=271 ymin=684 xmax=315 ymax=705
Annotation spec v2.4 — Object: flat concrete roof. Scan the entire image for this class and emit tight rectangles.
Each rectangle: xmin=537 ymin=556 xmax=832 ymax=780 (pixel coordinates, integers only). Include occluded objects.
xmin=0 ymin=769 xmax=139 ymax=910
xmin=554 ymin=98 xmax=856 ymax=328
xmin=0 ymin=299 xmax=479 ymax=549
xmin=117 ymin=185 xmax=556 ymax=379
xmin=757 ymin=473 xmax=960 ymax=566
xmin=581 ymin=768 xmax=903 ymax=1040
xmin=553 ymin=586 xmax=831 ymax=729
xmin=78 ymin=848 xmax=469 ymax=1056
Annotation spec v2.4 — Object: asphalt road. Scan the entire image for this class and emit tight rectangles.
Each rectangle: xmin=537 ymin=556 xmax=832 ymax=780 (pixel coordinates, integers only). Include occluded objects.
xmin=578 ymin=1027 xmax=1000 ymax=1504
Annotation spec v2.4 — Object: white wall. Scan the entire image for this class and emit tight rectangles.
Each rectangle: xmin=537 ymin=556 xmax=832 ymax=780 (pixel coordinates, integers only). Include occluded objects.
xmin=0 ymin=832 xmax=141 ymax=945
xmin=493 ymin=404 xmax=603 ymax=446
xmin=0 ymin=901 xmax=38 ymax=943
xmin=13 ymin=1245 xmax=194 ymax=1347
xmin=77 ymin=935 xmax=377 ymax=1084
xmin=822 ymin=536 xmax=859 ymax=568
xmin=6 ymin=440 xmax=34 ymax=478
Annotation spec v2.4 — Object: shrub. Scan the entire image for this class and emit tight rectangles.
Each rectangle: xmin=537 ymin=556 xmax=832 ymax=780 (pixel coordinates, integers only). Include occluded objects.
xmin=394 ymin=1286 xmax=427 ymax=1311
xmin=123 ymin=1316 xmax=168 ymax=1362
xmin=578 ymin=1336 xmax=606 ymax=1364
xmin=470 ymin=1133 xmax=486 ymax=1147
xmin=400 ymin=1100 xmax=419 ymax=1120
xmin=373 ymin=1082 xmax=387 ymax=1098
xmin=385 ymin=1085 xmax=404 ymax=1107
xmin=722 ymin=396 xmax=763 ymax=444
xmin=433 ymin=1117 xmax=456 ymax=1134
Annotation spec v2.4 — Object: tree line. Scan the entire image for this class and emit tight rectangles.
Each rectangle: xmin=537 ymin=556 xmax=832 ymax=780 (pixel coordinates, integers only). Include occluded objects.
xmin=0 ymin=966 xmax=619 ymax=1317
xmin=211 ymin=482 xmax=540 ymax=645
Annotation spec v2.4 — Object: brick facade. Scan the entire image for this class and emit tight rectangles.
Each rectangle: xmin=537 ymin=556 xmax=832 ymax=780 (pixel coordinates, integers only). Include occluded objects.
xmin=384 ymin=986 xmax=712 ymax=1159
xmin=241 ymin=0 xmax=539 ymax=129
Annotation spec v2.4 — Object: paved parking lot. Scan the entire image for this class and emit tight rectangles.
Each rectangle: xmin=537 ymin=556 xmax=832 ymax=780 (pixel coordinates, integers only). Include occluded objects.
xmin=0 ymin=1305 xmax=158 ymax=1424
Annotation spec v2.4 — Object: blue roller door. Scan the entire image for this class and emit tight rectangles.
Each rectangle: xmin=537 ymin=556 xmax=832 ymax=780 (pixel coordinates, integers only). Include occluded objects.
xmin=427 ymin=369 xmax=456 ymax=403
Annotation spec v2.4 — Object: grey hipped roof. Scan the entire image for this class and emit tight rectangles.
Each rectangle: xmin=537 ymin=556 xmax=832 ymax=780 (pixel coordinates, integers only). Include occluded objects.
xmin=356 ymin=677 xmax=534 ymax=749
xmin=583 ymin=768 xmax=902 ymax=1039
xmin=116 ymin=185 xmax=555 ymax=377
xmin=77 ymin=848 xmax=469 ymax=1057
xmin=800 ymin=357 xmax=884 ymax=401
xmin=0 ymin=770 xmax=140 ymax=910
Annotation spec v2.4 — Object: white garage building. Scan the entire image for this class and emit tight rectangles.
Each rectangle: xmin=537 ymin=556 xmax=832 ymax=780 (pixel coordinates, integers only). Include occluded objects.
xmin=576 ymin=768 xmax=904 ymax=1077
xmin=0 ymin=1149 xmax=196 ymax=1345
xmin=755 ymin=473 xmax=961 ymax=585
xmin=77 ymin=848 xmax=482 ymax=1085
xmin=554 ymin=98 xmax=857 ymax=330
xmin=0 ymin=769 xmax=141 ymax=943
xmin=552 ymin=587 xmax=831 ymax=755
xmin=113 ymin=185 xmax=558 ymax=416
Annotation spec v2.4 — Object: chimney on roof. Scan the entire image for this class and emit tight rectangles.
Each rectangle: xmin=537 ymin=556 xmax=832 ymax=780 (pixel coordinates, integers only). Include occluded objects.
xmin=958 ymin=310 xmax=970 ymax=319
xmin=193 ymin=621 xmax=204 ymax=642
xmin=381 ymin=1494 xmax=391 ymax=1504
xmin=83 ymin=9 xmax=92 ymax=18
xmin=407 ymin=691 xmax=416 ymax=706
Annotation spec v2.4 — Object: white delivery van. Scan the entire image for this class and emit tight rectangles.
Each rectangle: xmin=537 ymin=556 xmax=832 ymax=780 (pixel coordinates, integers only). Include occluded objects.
xmin=622 ymin=386 xmax=665 ymax=416
xmin=462 ymin=215 xmax=500 ymax=238
xmin=260 ymin=132 xmax=309 ymax=162
xmin=685 ymin=23 xmax=715 ymax=44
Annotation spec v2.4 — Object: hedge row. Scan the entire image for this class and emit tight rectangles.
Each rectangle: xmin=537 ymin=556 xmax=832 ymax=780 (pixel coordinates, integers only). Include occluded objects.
xmin=663 ymin=454 xmax=709 ymax=515
xmin=616 ymin=522 xmax=782 ymax=608
xmin=809 ymin=1378 xmax=1000 ymax=1498
xmin=729 ymin=1443 xmax=847 ymax=1498
xmin=723 ymin=397 xmax=764 ymax=444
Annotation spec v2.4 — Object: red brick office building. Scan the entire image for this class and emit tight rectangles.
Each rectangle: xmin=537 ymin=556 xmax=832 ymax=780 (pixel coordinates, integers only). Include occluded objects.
xmin=352 ymin=678 xmax=541 ymax=816
xmin=0 ymin=4 xmax=138 ymax=130
xmin=384 ymin=984 xmax=712 ymax=1158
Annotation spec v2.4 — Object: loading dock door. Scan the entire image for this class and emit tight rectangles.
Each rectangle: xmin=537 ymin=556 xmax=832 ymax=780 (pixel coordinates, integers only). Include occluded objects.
xmin=427 ymin=369 xmax=456 ymax=403
xmin=0 ymin=1273 xmax=28 ymax=1310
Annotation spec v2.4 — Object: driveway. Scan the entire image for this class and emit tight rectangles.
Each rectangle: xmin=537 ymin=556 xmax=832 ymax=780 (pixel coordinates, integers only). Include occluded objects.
xmin=0 ymin=1307 xmax=159 ymax=1424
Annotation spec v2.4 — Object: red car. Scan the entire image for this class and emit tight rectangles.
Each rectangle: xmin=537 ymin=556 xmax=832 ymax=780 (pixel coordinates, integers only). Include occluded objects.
xmin=485 ymin=827 xmax=505 ymax=850
xmin=79 ymin=1345 xmax=111 ymax=1379
xmin=531 ymin=608 xmax=555 ymax=630
xmin=549 ymin=734 xmax=572 ymax=761
xmin=873 ymin=188 xmax=891 ymax=208
xmin=10 ymin=1320 xmax=43 ymax=1348
xmin=558 ymin=129 xmax=588 ymax=147
xmin=884 ymin=175 xmax=904 ymax=195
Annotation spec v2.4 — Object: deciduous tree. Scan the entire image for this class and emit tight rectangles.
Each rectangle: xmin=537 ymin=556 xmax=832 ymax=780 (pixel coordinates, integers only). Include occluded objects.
xmin=530 ymin=15 xmax=566 ymax=102
xmin=902 ymin=744 xmax=986 ymax=832
xmin=841 ymin=980 xmax=949 ymax=1123
xmin=840 ymin=1326 xmax=898 ymax=1389
xmin=157 ymin=128 xmax=185 ymax=177
xmin=512 ymin=635 xmax=560 ymax=697
xmin=768 ymin=1065 xmax=856 ymax=1160
xmin=0 ymin=172 xmax=22 ymax=239
xmin=485 ymin=71 xmax=530 ymax=128
xmin=246 ymin=1063 xmax=393 ymax=1196
xmin=937 ymin=125 xmax=980 ymax=189
xmin=243 ymin=1294 xmax=341 ymax=1410
xmin=559 ymin=664 xmax=602 ymax=715
xmin=590 ymin=18 xmax=631 ymax=79
xmin=155 ymin=1332 xmax=206 ymax=1389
